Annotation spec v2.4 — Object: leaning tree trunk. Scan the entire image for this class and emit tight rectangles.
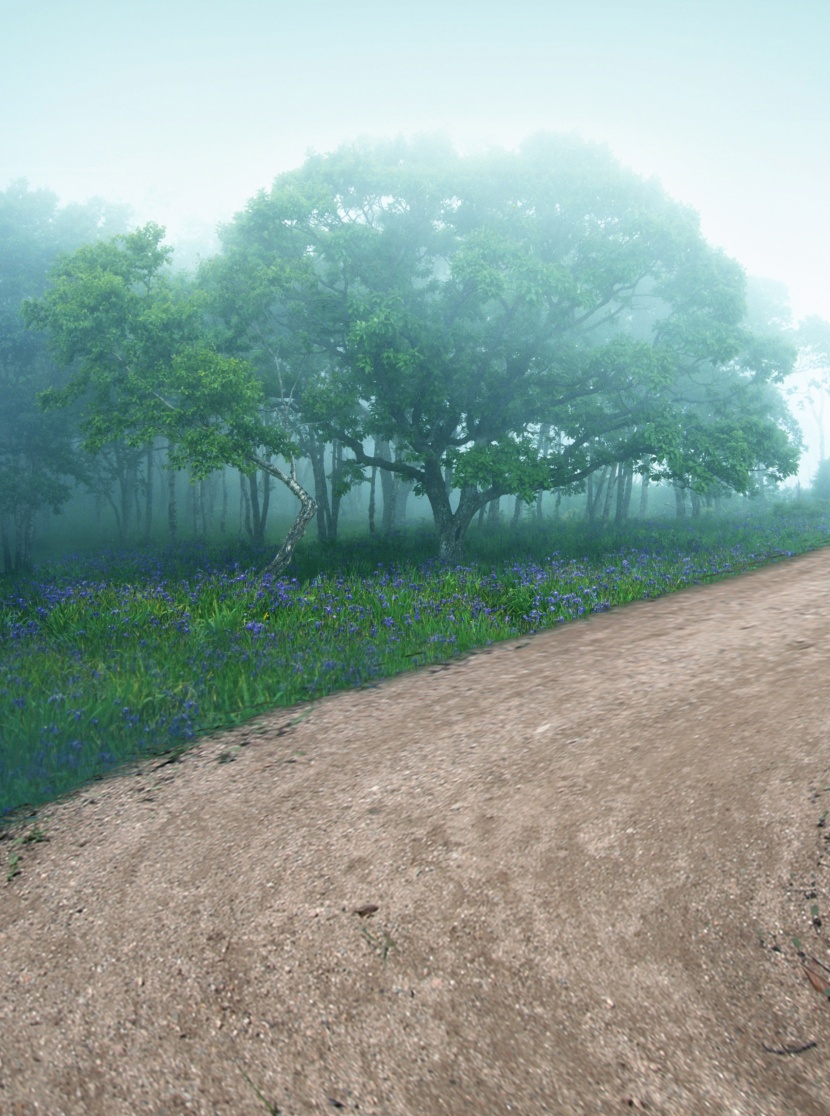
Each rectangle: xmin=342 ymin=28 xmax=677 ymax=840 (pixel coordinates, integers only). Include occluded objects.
xmin=250 ymin=455 xmax=317 ymax=577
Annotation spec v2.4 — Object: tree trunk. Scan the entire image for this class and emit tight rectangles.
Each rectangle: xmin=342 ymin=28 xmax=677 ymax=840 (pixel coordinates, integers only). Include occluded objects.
xmin=673 ymin=480 xmax=686 ymax=519
xmin=422 ymin=457 xmax=487 ymax=562
xmin=219 ymin=469 xmax=228 ymax=534
xmin=143 ymin=443 xmax=154 ymax=542
xmin=511 ymin=495 xmax=523 ymax=527
xmin=376 ymin=439 xmax=395 ymax=534
xmin=258 ymin=469 xmax=271 ymax=543
xmin=368 ymin=465 xmax=377 ymax=535
xmin=240 ymin=471 xmax=252 ymax=538
xmin=250 ymin=455 xmax=317 ymax=577
xmin=691 ymin=490 xmax=701 ymax=518
xmin=167 ymin=450 xmax=178 ymax=544
xmin=248 ymin=472 xmax=263 ymax=544
xmin=601 ymin=463 xmax=617 ymax=523
xmin=487 ymin=497 xmax=500 ymax=525
xmin=587 ymin=466 xmax=608 ymax=524
xmin=307 ymin=433 xmax=331 ymax=543
xmin=0 ymin=510 xmax=11 ymax=574
xmin=397 ymin=478 xmax=412 ymax=526
xmin=615 ymin=461 xmax=633 ymax=525
xmin=190 ymin=477 xmax=199 ymax=537
xmin=639 ymin=471 xmax=649 ymax=517
xmin=203 ymin=476 xmax=214 ymax=534
xmin=329 ymin=440 xmax=343 ymax=542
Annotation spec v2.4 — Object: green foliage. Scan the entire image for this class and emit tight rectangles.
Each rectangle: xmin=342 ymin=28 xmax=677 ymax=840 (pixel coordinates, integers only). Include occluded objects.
xmin=23 ymin=225 xmax=295 ymax=480
xmin=206 ymin=135 xmax=800 ymax=558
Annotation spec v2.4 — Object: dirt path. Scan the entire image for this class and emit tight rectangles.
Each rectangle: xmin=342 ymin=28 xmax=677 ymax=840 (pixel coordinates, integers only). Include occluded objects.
xmin=3 ymin=549 xmax=830 ymax=1115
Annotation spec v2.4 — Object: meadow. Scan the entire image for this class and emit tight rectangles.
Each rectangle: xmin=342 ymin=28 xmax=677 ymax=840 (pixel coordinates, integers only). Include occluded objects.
xmin=2 ymin=504 xmax=829 ymax=822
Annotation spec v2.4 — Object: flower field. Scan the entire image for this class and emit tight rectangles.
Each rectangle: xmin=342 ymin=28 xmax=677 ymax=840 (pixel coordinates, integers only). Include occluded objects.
xmin=2 ymin=507 xmax=828 ymax=820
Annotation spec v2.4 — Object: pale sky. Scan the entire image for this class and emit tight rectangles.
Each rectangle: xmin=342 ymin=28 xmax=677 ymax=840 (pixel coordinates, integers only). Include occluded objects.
xmin=3 ymin=0 xmax=829 ymax=474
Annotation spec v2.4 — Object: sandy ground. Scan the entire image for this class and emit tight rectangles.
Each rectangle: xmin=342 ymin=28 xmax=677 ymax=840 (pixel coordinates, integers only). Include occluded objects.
xmin=2 ymin=548 xmax=830 ymax=1115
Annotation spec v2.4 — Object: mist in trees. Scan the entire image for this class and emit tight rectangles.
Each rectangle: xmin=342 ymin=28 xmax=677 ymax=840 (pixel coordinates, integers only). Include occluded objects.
xmin=2 ymin=136 xmax=815 ymax=574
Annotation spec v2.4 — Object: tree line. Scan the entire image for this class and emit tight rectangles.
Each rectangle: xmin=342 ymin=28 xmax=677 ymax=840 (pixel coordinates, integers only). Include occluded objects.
xmin=2 ymin=135 xmax=813 ymax=573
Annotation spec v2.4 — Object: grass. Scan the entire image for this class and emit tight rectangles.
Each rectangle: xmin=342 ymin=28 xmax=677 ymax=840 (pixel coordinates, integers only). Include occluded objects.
xmin=2 ymin=503 xmax=829 ymax=822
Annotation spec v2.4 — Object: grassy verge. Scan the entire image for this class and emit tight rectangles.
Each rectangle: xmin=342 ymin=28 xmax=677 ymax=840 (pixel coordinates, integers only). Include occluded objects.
xmin=2 ymin=504 xmax=828 ymax=820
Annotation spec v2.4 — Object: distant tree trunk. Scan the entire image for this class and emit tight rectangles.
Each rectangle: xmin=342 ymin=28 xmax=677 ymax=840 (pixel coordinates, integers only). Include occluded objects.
xmin=306 ymin=432 xmax=332 ymax=543
xmin=511 ymin=495 xmax=523 ymax=527
xmin=368 ymin=465 xmax=377 ymax=535
xmin=588 ymin=466 xmax=609 ymax=524
xmin=249 ymin=472 xmax=261 ymax=542
xmin=639 ymin=471 xmax=650 ymax=517
xmin=143 ymin=443 xmax=154 ymax=541
xmin=487 ymin=497 xmax=500 ymax=525
xmin=190 ymin=476 xmax=199 ymax=536
xmin=375 ymin=438 xmax=395 ymax=534
xmin=477 ymin=502 xmax=486 ymax=529
xmin=260 ymin=470 xmax=271 ymax=540
xmin=673 ymin=480 xmax=686 ymax=519
xmin=203 ymin=476 xmax=214 ymax=534
xmin=397 ymin=478 xmax=413 ymax=526
xmin=14 ymin=507 xmax=35 ymax=570
xmin=167 ymin=445 xmax=178 ymax=543
xmin=240 ymin=471 xmax=252 ymax=537
xmin=329 ymin=439 xmax=343 ymax=541
xmin=0 ymin=510 xmax=12 ymax=574
xmin=219 ymin=470 xmax=228 ymax=534
xmin=443 ymin=462 xmax=453 ymax=498
xmin=601 ymin=463 xmax=617 ymax=523
xmin=691 ymin=490 xmax=701 ymax=518
xmin=615 ymin=461 xmax=634 ymax=525
xmin=534 ymin=425 xmax=551 ymax=519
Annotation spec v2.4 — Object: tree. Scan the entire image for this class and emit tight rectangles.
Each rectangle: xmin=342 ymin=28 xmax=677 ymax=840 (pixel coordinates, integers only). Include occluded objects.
xmin=23 ymin=224 xmax=315 ymax=575
xmin=209 ymin=135 xmax=799 ymax=560
xmin=0 ymin=181 xmax=128 ymax=570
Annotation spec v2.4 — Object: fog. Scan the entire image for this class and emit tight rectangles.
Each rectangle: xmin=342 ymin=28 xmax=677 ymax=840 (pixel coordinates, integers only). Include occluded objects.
xmin=3 ymin=0 xmax=830 ymax=568
xmin=4 ymin=0 xmax=828 ymax=314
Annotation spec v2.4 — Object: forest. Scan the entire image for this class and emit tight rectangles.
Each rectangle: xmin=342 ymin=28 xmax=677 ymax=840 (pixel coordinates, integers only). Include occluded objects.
xmin=3 ymin=134 xmax=830 ymax=822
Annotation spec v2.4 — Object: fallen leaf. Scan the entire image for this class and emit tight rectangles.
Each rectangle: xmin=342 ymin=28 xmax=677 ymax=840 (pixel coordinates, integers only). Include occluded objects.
xmin=803 ymin=965 xmax=830 ymax=997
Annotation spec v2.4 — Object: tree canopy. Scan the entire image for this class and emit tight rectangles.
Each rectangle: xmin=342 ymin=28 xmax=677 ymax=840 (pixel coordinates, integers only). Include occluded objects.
xmin=205 ymin=134 xmax=799 ymax=559
xmin=23 ymin=224 xmax=315 ymax=573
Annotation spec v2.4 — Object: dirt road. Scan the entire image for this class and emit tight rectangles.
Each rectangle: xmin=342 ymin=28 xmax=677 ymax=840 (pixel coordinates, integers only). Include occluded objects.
xmin=2 ymin=548 xmax=830 ymax=1115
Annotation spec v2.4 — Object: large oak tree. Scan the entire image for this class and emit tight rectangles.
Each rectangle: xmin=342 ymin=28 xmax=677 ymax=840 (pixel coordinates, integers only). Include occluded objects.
xmin=207 ymin=135 xmax=798 ymax=559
